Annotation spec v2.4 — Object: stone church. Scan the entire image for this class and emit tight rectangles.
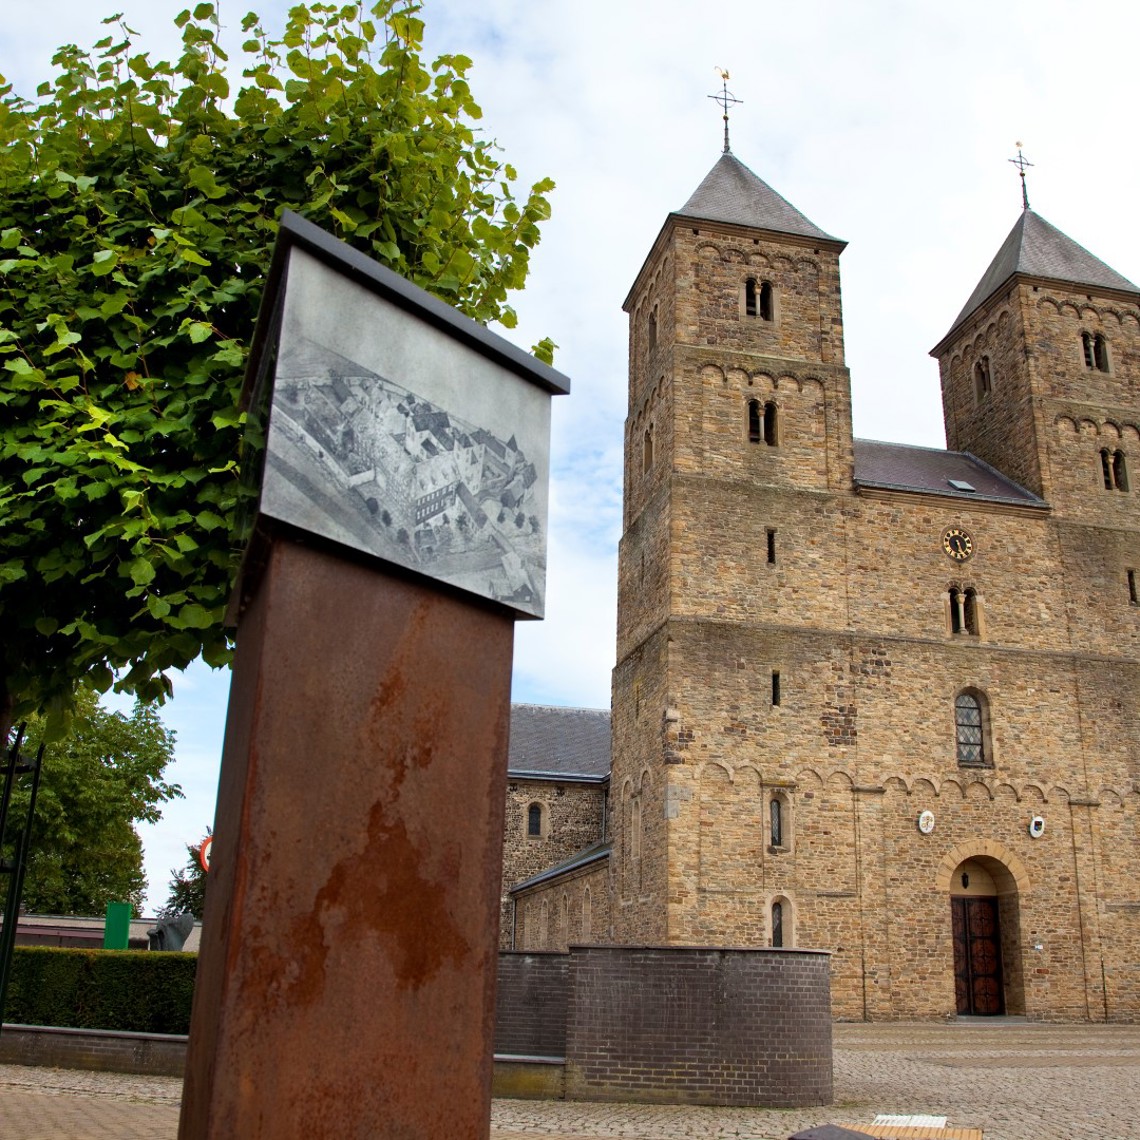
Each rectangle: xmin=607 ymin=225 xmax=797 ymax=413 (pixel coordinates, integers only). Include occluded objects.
xmin=501 ymin=146 xmax=1140 ymax=1023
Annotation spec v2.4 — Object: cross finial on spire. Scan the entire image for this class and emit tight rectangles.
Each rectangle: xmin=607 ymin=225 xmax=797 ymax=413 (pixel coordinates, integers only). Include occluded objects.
xmin=709 ymin=68 xmax=742 ymax=154
xmin=1009 ymin=142 xmax=1034 ymax=212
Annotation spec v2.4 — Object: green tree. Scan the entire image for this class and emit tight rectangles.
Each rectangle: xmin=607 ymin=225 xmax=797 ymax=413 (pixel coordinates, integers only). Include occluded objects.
xmin=8 ymin=686 xmax=181 ymax=915
xmin=0 ymin=2 xmax=555 ymax=739
xmin=159 ymin=832 xmax=210 ymax=918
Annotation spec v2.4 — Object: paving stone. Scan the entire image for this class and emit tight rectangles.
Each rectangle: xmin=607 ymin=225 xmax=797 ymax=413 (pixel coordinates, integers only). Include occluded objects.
xmin=0 ymin=1021 xmax=1138 ymax=1139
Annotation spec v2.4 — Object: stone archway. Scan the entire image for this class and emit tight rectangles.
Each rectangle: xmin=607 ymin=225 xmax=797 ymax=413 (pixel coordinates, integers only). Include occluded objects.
xmin=938 ymin=842 xmax=1028 ymax=1017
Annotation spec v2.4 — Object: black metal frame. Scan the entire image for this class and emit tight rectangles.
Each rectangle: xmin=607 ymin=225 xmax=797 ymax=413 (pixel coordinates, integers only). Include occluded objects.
xmin=0 ymin=726 xmax=45 ymax=1035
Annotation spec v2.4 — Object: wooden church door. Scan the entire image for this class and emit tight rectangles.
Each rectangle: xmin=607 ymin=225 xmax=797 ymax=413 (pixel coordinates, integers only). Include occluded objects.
xmin=951 ymin=896 xmax=1004 ymax=1015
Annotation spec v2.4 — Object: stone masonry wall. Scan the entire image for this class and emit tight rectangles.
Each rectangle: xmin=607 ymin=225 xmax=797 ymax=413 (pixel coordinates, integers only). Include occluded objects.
xmin=608 ymin=180 xmax=1140 ymax=1024
xmin=501 ymin=779 xmax=606 ymax=948
xmin=513 ymin=861 xmax=610 ymax=953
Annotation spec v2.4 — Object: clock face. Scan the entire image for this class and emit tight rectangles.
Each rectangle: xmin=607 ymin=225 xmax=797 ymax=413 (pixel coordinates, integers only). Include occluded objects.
xmin=942 ymin=527 xmax=974 ymax=562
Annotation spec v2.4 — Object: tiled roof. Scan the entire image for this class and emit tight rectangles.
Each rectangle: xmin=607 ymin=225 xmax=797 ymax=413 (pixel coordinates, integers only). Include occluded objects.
xmin=510 ymin=841 xmax=612 ymax=894
xmin=675 ymin=152 xmax=841 ymax=245
xmin=508 ymin=704 xmax=611 ymax=780
xmin=853 ymin=439 xmax=1046 ymax=506
xmin=942 ymin=210 xmax=1139 ymax=344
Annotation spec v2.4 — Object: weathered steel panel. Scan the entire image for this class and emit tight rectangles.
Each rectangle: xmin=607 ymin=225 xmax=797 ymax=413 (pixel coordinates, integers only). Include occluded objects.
xmin=180 ymin=535 xmax=513 ymax=1139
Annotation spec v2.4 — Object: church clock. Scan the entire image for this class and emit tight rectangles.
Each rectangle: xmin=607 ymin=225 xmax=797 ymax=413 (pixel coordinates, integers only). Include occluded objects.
xmin=942 ymin=527 xmax=974 ymax=562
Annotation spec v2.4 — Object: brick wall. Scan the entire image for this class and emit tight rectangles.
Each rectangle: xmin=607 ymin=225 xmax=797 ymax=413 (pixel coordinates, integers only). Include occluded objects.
xmin=0 ymin=1024 xmax=186 ymax=1077
xmin=494 ymin=952 xmax=569 ymax=1057
xmin=564 ymin=945 xmax=832 ymax=1106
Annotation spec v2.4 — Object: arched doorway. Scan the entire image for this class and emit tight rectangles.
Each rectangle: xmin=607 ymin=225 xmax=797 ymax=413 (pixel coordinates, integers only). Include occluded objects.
xmin=947 ymin=856 xmax=1024 ymax=1016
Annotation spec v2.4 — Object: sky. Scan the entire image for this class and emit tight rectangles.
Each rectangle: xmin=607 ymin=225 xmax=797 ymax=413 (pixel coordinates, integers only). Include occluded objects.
xmin=6 ymin=0 xmax=1140 ymax=912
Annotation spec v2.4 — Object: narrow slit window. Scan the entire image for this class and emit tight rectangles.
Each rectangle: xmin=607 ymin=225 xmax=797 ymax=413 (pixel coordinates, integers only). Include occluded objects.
xmin=766 ymin=528 xmax=776 ymax=565
xmin=949 ymin=587 xmax=962 ymax=633
xmin=973 ymin=356 xmax=992 ymax=400
xmin=1102 ymin=448 xmax=1114 ymax=490
xmin=963 ymin=588 xmax=978 ymax=635
xmin=648 ymin=307 xmax=657 ymax=352
xmin=770 ymin=798 xmax=783 ymax=847
xmin=771 ymin=900 xmax=784 ymax=948
xmin=643 ymin=425 xmax=654 ymax=473
xmin=748 ymin=399 xmax=761 ymax=444
xmin=758 ymin=280 xmax=774 ymax=321
xmin=763 ymin=401 xmax=778 ymax=446
xmin=1083 ymin=332 xmax=1095 ymax=369
xmin=527 ymin=803 xmax=542 ymax=838
xmin=1129 ymin=569 xmax=1137 ymax=604
xmin=1114 ymin=449 xmax=1128 ymax=491
xmin=772 ymin=670 xmax=781 ymax=707
xmin=745 ymin=277 xmax=757 ymax=317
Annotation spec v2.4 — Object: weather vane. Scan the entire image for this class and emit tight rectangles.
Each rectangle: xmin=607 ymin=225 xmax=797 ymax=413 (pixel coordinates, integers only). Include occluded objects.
xmin=709 ymin=68 xmax=742 ymax=154
xmin=1009 ymin=142 xmax=1033 ymax=212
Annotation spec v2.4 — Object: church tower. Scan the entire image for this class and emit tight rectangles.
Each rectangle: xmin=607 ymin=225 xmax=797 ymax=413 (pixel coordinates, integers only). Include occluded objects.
xmin=604 ymin=145 xmax=1140 ymax=1021
xmin=930 ymin=206 xmax=1140 ymax=666
xmin=609 ymin=148 xmax=851 ymax=944
xmin=932 ymin=206 xmax=1140 ymax=515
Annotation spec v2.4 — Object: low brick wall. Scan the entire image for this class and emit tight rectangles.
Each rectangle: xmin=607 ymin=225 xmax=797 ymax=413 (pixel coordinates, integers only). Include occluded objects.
xmin=494 ymin=951 xmax=569 ymax=1057
xmin=564 ymin=946 xmax=832 ymax=1107
xmin=0 ymin=1024 xmax=187 ymax=1077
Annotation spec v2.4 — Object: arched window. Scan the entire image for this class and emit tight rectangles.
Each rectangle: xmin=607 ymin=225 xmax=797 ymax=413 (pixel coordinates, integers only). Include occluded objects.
xmin=527 ymin=802 xmax=543 ymax=838
xmin=648 ymin=306 xmax=657 ymax=352
xmin=973 ymin=357 xmax=992 ymax=401
xmin=539 ymin=900 xmax=549 ymax=949
xmin=771 ymin=900 xmax=784 ymax=948
xmin=963 ymin=588 xmax=978 ymax=634
xmin=1084 ymin=332 xmax=1111 ymax=372
xmin=1114 ymin=449 xmax=1129 ymax=491
xmin=642 ymin=425 xmax=654 ymax=473
xmin=1101 ymin=448 xmax=1128 ymax=491
xmin=561 ymin=895 xmax=570 ymax=945
xmin=747 ymin=399 xmax=762 ymax=443
xmin=763 ymin=401 xmax=778 ymax=446
xmin=745 ymin=277 xmax=757 ymax=317
xmin=1095 ymin=334 xmax=1110 ymax=373
xmin=631 ymin=798 xmax=642 ymax=861
xmin=582 ymin=888 xmax=592 ymax=940
xmin=949 ymin=587 xmax=980 ymax=635
xmin=955 ymin=690 xmax=990 ymax=768
xmin=758 ymin=280 xmax=774 ymax=321
xmin=770 ymin=798 xmax=783 ymax=848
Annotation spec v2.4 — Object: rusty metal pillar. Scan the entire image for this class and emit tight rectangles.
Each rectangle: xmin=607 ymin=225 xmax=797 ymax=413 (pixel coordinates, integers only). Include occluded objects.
xmin=179 ymin=533 xmax=513 ymax=1139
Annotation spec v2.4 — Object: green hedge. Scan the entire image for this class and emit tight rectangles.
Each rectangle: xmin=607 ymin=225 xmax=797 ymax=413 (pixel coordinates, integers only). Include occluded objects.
xmin=4 ymin=947 xmax=197 ymax=1034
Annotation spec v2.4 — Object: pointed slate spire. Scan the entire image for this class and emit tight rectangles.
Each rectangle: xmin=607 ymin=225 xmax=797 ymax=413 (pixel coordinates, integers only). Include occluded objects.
xmin=942 ymin=210 xmax=1139 ymax=343
xmin=675 ymin=151 xmax=842 ymax=246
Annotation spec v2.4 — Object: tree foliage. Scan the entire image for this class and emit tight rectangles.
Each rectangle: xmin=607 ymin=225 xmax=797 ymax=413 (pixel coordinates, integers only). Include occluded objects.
xmin=159 ymin=832 xmax=209 ymax=918
xmin=7 ymin=686 xmax=180 ymax=916
xmin=0 ymin=2 xmax=555 ymax=736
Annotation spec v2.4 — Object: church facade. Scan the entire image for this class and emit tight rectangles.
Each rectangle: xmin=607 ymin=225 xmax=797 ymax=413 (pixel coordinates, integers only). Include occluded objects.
xmin=506 ymin=149 xmax=1140 ymax=1022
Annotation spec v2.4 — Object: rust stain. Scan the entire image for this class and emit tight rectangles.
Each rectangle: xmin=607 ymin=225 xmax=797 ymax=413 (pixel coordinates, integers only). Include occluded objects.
xmin=283 ymin=796 xmax=472 ymax=1005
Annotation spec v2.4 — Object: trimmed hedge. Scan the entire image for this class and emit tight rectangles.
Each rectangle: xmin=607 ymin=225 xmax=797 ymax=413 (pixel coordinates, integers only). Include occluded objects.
xmin=5 ymin=947 xmax=197 ymax=1034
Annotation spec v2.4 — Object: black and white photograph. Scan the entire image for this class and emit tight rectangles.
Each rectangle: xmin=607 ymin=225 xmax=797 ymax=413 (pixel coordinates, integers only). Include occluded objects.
xmin=259 ymin=247 xmax=552 ymax=617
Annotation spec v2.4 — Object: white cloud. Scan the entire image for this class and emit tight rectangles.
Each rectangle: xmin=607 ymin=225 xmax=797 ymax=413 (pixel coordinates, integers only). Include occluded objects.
xmin=9 ymin=0 xmax=1140 ymax=909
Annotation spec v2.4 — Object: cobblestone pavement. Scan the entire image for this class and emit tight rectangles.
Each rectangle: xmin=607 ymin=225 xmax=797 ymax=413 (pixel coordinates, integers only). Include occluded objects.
xmin=1 ymin=1021 xmax=1138 ymax=1139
